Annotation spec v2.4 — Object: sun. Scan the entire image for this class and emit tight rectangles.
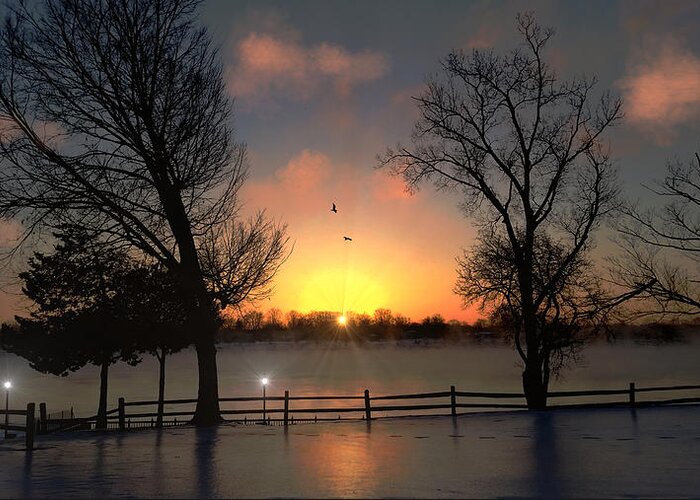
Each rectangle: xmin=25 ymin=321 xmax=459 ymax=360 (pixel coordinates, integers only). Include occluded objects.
xmin=337 ymin=315 xmax=347 ymax=326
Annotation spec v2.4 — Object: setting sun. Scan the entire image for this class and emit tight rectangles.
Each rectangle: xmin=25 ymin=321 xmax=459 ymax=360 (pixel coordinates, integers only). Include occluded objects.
xmin=337 ymin=315 xmax=347 ymax=326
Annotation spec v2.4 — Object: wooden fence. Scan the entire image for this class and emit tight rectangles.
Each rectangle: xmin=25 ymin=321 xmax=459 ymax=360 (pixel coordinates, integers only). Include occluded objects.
xmin=15 ymin=382 xmax=700 ymax=437
xmin=0 ymin=403 xmax=36 ymax=449
xmin=93 ymin=382 xmax=700 ymax=430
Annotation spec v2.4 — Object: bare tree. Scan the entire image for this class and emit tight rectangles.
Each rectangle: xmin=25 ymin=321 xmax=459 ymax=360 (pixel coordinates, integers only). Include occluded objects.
xmin=264 ymin=308 xmax=284 ymax=329
xmin=613 ymin=150 xmax=700 ymax=317
xmin=198 ymin=211 xmax=290 ymax=311
xmin=380 ymin=13 xmax=621 ymax=408
xmin=456 ymin=230 xmax=614 ymax=387
xmin=0 ymin=0 xmax=285 ymax=425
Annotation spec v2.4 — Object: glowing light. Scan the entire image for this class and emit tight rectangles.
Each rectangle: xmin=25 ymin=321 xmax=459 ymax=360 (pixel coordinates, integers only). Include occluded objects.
xmin=261 ymin=377 xmax=269 ymax=386
xmin=337 ymin=315 xmax=347 ymax=326
xmin=293 ymin=267 xmax=389 ymax=316
xmin=3 ymin=381 xmax=10 ymax=390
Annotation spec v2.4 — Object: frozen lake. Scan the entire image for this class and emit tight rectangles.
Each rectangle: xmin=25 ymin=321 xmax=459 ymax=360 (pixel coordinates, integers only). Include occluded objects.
xmin=2 ymin=405 xmax=700 ymax=498
xmin=2 ymin=337 xmax=700 ymax=417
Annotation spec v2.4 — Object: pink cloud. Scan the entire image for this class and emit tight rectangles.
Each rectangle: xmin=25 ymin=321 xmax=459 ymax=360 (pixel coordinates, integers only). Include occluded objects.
xmin=620 ymin=41 xmax=700 ymax=130
xmin=0 ymin=218 xmax=21 ymax=248
xmin=0 ymin=116 xmax=64 ymax=145
xmin=275 ymin=149 xmax=331 ymax=192
xmin=233 ymin=33 xmax=309 ymax=98
xmin=390 ymin=85 xmax=423 ymax=107
xmin=244 ymin=149 xmax=354 ymax=217
xmin=371 ymin=170 xmax=413 ymax=202
xmin=230 ymin=33 xmax=388 ymax=101
xmin=0 ymin=115 xmax=20 ymax=142
xmin=465 ymin=25 xmax=502 ymax=49
xmin=36 ymin=120 xmax=65 ymax=145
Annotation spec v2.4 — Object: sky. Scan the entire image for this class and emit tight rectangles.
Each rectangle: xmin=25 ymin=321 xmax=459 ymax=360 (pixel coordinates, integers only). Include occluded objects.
xmin=1 ymin=0 xmax=700 ymax=323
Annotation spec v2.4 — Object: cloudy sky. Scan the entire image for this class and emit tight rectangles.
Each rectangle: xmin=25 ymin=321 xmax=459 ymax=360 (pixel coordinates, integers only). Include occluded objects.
xmin=1 ymin=0 xmax=700 ymax=323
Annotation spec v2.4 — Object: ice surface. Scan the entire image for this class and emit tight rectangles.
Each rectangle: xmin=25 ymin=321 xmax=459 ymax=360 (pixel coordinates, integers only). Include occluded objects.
xmin=1 ymin=405 xmax=700 ymax=498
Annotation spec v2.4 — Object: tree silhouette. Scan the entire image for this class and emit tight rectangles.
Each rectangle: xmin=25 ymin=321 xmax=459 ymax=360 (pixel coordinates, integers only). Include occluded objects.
xmin=0 ymin=0 xmax=288 ymax=424
xmin=120 ymin=263 xmax=191 ymax=428
xmin=2 ymin=230 xmax=142 ymax=428
xmin=264 ymin=308 xmax=284 ymax=329
xmin=3 ymin=230 xmax=193 ymax=428
xmin=614 ymin=149 xmax=700 ymax=317
xmin=198 ymin=212 xmax=290 ymax=311
xmin=380 ymin=13 xmax=621 ymax=408
xmin=456 ymin=231 xmax=610 ymax=385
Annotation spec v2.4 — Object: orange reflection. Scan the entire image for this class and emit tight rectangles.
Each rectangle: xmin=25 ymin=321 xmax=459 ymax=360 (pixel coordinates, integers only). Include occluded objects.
xmin=292 ymin=428 xmax=408 ymax=497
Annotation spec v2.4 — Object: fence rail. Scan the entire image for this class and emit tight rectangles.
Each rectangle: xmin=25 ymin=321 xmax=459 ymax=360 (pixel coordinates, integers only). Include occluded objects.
xmin=18 ymin=381 xmax=700 ymax=438
xmin=95 ymin=381 xmax=700 ymax=430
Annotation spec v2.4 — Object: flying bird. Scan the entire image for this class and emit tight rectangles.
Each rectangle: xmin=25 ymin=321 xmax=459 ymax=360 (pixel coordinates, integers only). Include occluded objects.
xmin=344 ymin=236 xmax=352 ymax=241
xmin=331 ymin=202 xmax=337 ymax=213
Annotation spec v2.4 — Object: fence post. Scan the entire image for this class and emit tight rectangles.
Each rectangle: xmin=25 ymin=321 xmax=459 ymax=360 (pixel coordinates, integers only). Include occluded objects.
xmin=450 ymin=385 xmax=457 ymax=416
xmin=284 ymin=390 xmax=289 ymax=427
xmin=25 ymin=403 xmax=35 ymax=450
xmin=39 ymin=403 xmax=47 ymax=434
xmin=364 ymin=389 xmax=372 ymax=421
xmin=118 ymin=397 xmax=126 ymax=431
xmin=629 ymin=382 xmax=636 ymax=407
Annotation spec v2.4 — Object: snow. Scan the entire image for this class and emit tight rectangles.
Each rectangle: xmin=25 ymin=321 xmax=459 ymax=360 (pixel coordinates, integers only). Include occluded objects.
xmin=2 ymin=405 xmax=700 ymax=498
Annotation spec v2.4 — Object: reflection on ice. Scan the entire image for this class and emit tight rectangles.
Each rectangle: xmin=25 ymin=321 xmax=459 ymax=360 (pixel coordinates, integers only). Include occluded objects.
xmin=532 ymin=412 xmax=560 ymax=499
xmin=2 ymin=405 xmax=700 ymax=498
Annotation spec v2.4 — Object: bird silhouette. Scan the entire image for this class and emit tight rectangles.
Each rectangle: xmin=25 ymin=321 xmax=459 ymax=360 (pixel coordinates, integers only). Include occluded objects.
xmin=344 ymin=236 xmax=352 ymax=241
xmin=331 ymin=202 xmax=337 ymax=213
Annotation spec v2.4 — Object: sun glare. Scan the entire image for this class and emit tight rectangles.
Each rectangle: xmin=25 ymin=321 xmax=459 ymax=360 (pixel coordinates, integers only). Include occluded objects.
xmin=337 ymin=315 xmax=347 ymax=326
xmin=292 ymin=267 xmax=389 ymax=315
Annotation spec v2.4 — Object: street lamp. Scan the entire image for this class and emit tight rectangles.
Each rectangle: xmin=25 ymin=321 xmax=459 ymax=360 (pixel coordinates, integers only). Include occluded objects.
xmin=3 ymin=381 xmax=11 ymax=439
xmin=261 ymin=377 xmax=269 ymax=424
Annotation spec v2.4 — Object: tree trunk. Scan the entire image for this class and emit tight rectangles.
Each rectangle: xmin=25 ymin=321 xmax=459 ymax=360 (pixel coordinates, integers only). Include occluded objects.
xmin=156 ymin=349 xmax=166 ymax=429
xmin=158 ymin=183 xmax=223 ymax=426
xmin=191 ymin=326 xmax=222 ymax=426
xmin=518 ymin=238 xmax=548 ymax=410
xmin=96 ymin=362 xmax=109 ymax=429
xmin=522 ymin=354 xmax=548 ymax=409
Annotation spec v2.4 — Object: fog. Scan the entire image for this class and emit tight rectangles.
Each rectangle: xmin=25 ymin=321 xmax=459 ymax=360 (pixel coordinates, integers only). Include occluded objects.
xmin=3 ymin=337 xmax=700 ymax=417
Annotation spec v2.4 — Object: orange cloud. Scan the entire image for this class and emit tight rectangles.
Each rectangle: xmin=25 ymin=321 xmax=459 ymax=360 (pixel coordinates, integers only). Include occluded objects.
xmin=620 ymin=41 xmax=700 ymax=131
xmin=230 ymin=33 xmax=388 ymax=101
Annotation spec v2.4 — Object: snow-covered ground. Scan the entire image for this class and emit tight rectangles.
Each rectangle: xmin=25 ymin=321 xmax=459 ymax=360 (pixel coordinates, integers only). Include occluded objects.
xmin=2 ymin=405 xmax=700 ymax=498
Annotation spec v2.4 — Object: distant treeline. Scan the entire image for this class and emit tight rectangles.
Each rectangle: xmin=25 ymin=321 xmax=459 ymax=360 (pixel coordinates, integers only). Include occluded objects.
xmin=217 ymin=308 xmax=697 ymax=344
